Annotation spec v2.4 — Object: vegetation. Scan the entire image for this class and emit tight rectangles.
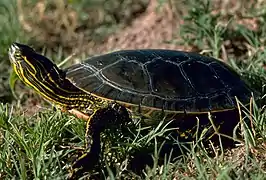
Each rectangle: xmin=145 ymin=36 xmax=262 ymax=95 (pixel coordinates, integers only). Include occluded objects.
xmin=0 ymin=0 xmax=265 ymax=179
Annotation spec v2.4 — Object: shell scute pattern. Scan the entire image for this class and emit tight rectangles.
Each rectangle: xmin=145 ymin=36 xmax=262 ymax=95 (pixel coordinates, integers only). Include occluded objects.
xmin=66 ymin=49 xmax=254 ymax=113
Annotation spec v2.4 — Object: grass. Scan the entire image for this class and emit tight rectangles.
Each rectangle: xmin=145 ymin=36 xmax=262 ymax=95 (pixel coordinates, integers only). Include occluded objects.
xmin=0 ymin=104 xmax=79 ymax=179
xmin=0 ymin=102 xmax=265 ymax=179
xmin=0 ymin=0 xmax=266 ymax=179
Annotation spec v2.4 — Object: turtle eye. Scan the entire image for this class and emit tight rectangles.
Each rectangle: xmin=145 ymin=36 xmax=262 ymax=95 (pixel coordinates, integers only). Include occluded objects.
xmin=15 ymin=52 xmax=23 ymax=60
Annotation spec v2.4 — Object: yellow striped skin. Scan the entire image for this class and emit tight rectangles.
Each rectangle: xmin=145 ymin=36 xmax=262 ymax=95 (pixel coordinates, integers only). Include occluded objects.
xmin=8 ymin=43 xmax=110 ymax=118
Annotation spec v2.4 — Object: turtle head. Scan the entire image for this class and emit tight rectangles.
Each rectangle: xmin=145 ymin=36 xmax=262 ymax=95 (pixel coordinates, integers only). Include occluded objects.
xmin=8 ymin=42 xmax=66 ymax=86
xmin=8 ymin=42 xmax=89 ymax=108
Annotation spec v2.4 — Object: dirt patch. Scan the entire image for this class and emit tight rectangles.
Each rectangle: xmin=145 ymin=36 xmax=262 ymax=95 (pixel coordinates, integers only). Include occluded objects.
xmin=17 ymin=0 xmax=149 ymax=54
xmin=83 ymin=0 xmax=190 ymax=55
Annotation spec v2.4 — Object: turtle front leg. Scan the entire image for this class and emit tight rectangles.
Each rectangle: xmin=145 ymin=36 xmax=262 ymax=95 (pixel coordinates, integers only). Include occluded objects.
xmin=69 ymin=103 xmax=130 ymax=179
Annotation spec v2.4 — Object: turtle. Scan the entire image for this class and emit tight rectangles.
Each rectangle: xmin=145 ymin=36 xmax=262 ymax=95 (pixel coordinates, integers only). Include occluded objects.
xmin=8 ymin=42 xmax=260 ymax=178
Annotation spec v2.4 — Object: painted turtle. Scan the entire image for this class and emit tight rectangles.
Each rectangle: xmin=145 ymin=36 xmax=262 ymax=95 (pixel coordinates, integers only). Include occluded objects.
xmin=8 ymin=42 xmax=259 ymax=178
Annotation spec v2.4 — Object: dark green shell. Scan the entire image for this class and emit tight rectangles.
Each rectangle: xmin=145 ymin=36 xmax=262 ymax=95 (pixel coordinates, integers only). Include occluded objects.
xmin=66 ymin=49 xmax=258 ymax=113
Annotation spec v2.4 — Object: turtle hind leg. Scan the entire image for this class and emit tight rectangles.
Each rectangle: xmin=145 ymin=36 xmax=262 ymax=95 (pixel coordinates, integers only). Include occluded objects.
xmin=69 ymin=104 xmax=131 ymax=179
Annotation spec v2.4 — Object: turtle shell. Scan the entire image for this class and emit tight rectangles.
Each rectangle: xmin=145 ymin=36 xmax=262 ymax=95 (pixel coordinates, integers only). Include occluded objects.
xmin=65 ymin=49 xmax=258 ymax=113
